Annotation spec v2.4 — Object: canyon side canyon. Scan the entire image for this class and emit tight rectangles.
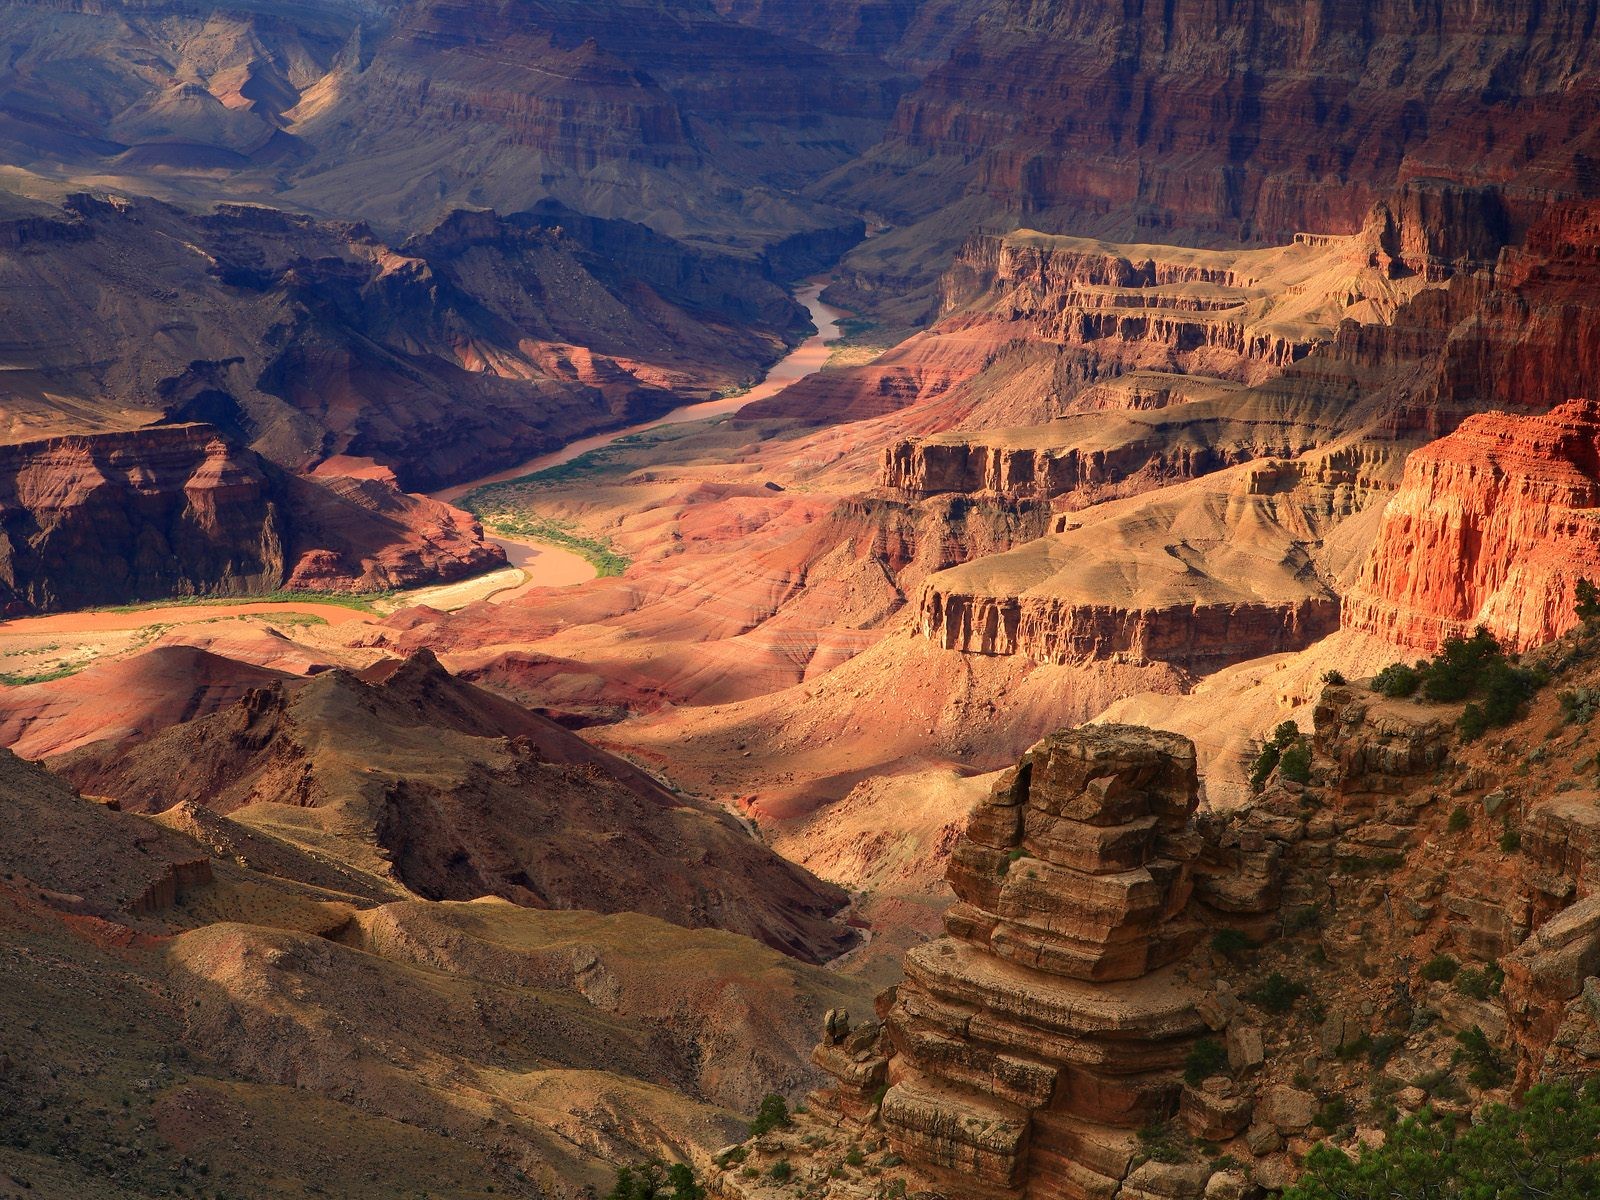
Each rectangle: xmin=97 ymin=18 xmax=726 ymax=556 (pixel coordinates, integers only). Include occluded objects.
xmin=5 ymin=2 xmax=1600 ymax=1199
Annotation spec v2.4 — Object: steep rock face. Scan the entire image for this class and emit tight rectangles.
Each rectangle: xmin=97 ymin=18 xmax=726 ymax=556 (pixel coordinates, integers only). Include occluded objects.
xmin=834 ymin=0 xmax=1600 ymax=248
xmin=0 ymin=424 xmax=286 ymax=612
xmin=0 ymin=425 xmax=504 ymax=612
xmin=921 ymin=589 xmax=1340 ymax=672
xmin=828 ymin=726 xmax=1211 ymax=1196
xmin=1342 ymin=400 xmax=1600 ymax=653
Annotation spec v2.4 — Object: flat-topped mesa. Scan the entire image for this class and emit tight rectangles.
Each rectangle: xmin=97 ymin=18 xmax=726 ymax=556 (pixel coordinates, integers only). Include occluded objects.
xmin=843 ymin=725 xmax=1213 ymax=1197
xmin=1342 ymin=399 xmax=1600 ymax=654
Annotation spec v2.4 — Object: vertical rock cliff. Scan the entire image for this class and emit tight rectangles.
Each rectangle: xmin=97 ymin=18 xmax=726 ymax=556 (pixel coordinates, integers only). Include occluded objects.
xmin=1343 ymin=399 xmax=1600 ymax=653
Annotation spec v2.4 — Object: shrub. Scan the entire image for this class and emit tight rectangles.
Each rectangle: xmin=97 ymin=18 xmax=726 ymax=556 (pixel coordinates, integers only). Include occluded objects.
xmin=1367 ymin=1033 xmax=1404 ymax=1069
xmin=844 ymin=1148 xmax=864 ymax=1168
xmin=1279 ymin=741 xmax=1314 ymax=784
xmin=1559 ymin=686 xmax=1600 ymax=725
xmin=1452 ymin=1025 xmax=1509 ymax=1089
xmin=1283 ymin=1081 xmax=1600 ymax=1200
xmin=749 ymin=1094 xmax=791 ymax=1137
xmin=1210 ymin=929 xmax=1256 ymax=959
xmin=1499 ymin=826 xmax=1522 ymax=852
xmin=1312 ymin=1096 xmax=1352 ymax=1132
xmin=1135 ymin=1121 xmax=1189 ymax=1165
xmin=1420 ymin=954 xmax=1459 ymax=983
xmin=1455 ymin=963 xmax=1504 ymax=1001
xmin=1422 ymin=629 xmax=1504 ymax=703
xmin=1448 ymin=805 xmax=1471 ymax=833
xmin=1578 ymin=578 xmax=1600 ymax=622
xmin=1284 ymin=904 xmax=1323 ymax=934
xmin=607 ymin=1162 xmax=703 ymax=1200
xmin=1372 ymin=662 xmax=1422 ymax=698
xmin=767 ymin=1161 xmax=791 ymax=1183
xmin=1251 ymin=721 xmax=1311 ymax=793
xmin=1322 ymin=669 xmax=1347 ymax=686
xmin=1183 ymin=1037 xmax=1229 ymax=1085
xmin=1245 ymin=972 xmax=1308 ymax=1015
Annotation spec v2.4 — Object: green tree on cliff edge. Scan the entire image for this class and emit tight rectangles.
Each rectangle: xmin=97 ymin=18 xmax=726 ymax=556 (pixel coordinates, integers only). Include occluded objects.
xmin=1284 ymin=1081 xmax=1600 ymax=1200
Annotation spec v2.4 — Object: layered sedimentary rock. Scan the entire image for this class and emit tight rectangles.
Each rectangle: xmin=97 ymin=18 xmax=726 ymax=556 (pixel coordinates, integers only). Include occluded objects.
xmin=0 ymin=425 xmax=503 ymax=611
xmin=0 ymin=424 xmax=286 ymax=612
xmin=0 ymin=0 xmax=903 ymax=247
xmin=1343 ymin=400 xmax=1600 ymax=653
xmin=864 ymin=726 xmax=1211 ymax=1195
xmin=831 ymin=0 xmax=1600 ymax=264
xmin=914 ymin=465 xmax=1344 ymax=672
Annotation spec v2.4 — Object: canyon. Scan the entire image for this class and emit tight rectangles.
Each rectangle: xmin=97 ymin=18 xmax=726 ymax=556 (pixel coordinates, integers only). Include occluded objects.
xmin=5 ymin=2 xmax=1600 ymax=1199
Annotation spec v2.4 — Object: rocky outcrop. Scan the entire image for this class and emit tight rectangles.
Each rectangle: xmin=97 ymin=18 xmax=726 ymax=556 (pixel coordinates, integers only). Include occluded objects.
xmin=285 ymin=461 xmax=505 ymax=592
xmin=848 ymin=726 xmax=1212 ymax=1196
xmin=0 ymin=425 xmax=504 ymax=612
xmin=0 ymin=424 xmax=286 ymax=613
xmin=1342 ymin=400 xmax=1600 ymax=653
xmin=920 ymin=589 xmax=1340 ymax=672
xmin=882 ymin=435 xmax=1227 ymax=503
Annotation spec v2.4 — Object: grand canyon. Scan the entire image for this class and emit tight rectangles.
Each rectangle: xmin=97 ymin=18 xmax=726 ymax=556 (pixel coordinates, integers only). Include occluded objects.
xmin=4 ymin=2 xmax=1600 ymax=1198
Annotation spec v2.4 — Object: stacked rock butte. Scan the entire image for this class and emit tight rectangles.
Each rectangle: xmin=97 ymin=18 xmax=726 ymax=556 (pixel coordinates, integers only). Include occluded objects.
xmin=852 ymin=726 xmax=1212 ymax=1197
xmin=1343 ymin=399 xmax=1600 ymax=653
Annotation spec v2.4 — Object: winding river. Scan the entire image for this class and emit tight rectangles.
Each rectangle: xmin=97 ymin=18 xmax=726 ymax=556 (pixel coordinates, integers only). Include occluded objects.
xmin=0 ymin=285 xmax=846 ymax=638
xmin=428 ymin=282 xmax=847 ymax=598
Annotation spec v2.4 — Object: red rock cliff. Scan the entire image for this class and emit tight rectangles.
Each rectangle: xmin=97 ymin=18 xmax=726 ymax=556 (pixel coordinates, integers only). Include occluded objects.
xmin=1343 ymin=399 xmax=1600 ymax=653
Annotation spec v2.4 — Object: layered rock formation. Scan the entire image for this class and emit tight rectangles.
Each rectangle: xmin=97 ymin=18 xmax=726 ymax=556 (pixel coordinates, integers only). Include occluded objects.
xmin=0 ymin=0 xmax=906 ymax=248
xmin=0 ymin=425 xmax=503 ymax=612
xmin=828 ymin=0 xmax=1600 ymax=306
xmin=913 ymin=465 xmax=1344 ymax=672
xmin=768 ymin=636 xmax=1600 ymax=1198
xmin=1343 ymin=400 xmax=1600 ymax=653
xmin=0 ymin=424 xmax=286 ymax=612
xmin=829 ymin=726 xmax=1211 ymax=1195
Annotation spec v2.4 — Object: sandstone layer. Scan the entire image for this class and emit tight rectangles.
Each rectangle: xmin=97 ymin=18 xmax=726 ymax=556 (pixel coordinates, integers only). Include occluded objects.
xmin=1343 ymin=399 xmax=1600 ymax=653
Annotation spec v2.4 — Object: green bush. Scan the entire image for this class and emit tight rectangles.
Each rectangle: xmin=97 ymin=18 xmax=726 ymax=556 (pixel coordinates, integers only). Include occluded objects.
xmin=1210 ymin=929 xmax=1256 ymax=959
xmin=1578 ymin=578 xmax=1600 ymax=622
xmin=1500 ymin=826 xmax=1523 ymax=852
xmin=1372 ymin=662 xmax=1423 ymax=698
xmin=1452 ymin=1025 xmax=1509 ymax=1089
xmin=1423 ymin=629 xmax=1505 ymax=702
xmin=1455 ymin=963 xmax=1504 ymax=1001
xmin=607 ymin=1162 xmax=703 ymax=1200
xmin=1283 ymin=1081 xmax=1600 ymax=1200
xmin=767 ymin=1161 xmax=791 ymax=1183
xmin=1245 ymin=972 xmax=1308 ymax=1015
xmin=1448 ymin=805 xmax=1471 ymax=833
xmin=749 ymin=1093 xmax=791 ymax=1137
xmin=1279 ymin=741 xmax=1314 ymax=784
xmin=1367 ymin=1033 xmax=1404 ymax=1070
xmin=1135 ymin=1121 xmax=1189 ymax=1165
xmin=1420 ymin=954 xmax=1459 ymax=983
xmin=1183 ymin=1037 xmax=1230 ymax=1085
xmin=1251 ymin=721 xmax=1311 ymax=793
